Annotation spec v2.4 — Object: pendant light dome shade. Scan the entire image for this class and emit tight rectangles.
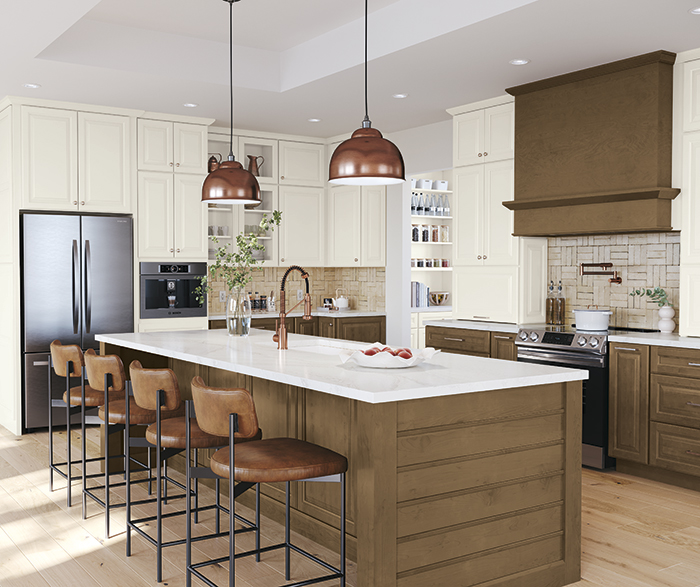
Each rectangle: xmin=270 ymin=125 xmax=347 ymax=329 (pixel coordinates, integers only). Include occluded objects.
xmin=202 ymin=158 xmax=261 ymax=204
xmin=329 ymin=126 xmax=405 ymax=186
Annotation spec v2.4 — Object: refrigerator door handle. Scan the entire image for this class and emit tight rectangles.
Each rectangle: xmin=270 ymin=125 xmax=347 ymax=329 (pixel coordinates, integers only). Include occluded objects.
xmin=33 ymin=360 xmax=49 ymax=366
xmin=84 ymin=239 xmax=92 ymax=333
xmin=72 ymin=239 xmax=79 ymax=334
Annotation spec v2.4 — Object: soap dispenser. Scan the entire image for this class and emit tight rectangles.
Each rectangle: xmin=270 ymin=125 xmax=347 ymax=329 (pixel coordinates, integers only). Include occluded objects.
xmin=554 ymin=281 xmax=566 ymax=326
xmin=546 ymin=281 xmax=555 ymax=325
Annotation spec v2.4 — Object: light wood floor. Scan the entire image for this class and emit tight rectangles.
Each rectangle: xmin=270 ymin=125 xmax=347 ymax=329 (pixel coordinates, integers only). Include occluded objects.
xmin=1 ymin=424 xmax=700 ymax=587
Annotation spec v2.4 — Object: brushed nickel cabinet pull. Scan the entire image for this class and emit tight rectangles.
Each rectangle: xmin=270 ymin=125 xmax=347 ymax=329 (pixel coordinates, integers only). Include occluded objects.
xmin=494 ymin=336 xmax=511 ymax=340
xmin=613 ymin=347 xmax=638 ymax=352
xmin=686 ymin=450 xmax=700 ymax=457
xmin=444 ymin=337 xmax=464 ymax=342
xmin=686 ymin=402 xmax=700 ymax=408
xmin=689 ymin=363 xmax=700 ymax=367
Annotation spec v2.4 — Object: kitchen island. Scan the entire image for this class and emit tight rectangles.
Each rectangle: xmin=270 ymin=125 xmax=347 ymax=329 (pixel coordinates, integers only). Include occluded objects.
xmin=97 ymin=328 xmax=586 ymax=587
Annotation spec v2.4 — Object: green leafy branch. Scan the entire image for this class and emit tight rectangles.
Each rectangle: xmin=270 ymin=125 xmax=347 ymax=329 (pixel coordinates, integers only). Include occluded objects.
xmin=629 ymin=286 xmax=672 ymax=307
xmin=196 ymin=210 xmax=282 ymax=303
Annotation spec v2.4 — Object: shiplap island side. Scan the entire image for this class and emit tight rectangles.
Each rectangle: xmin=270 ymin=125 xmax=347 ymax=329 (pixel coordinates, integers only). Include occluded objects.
xmin=97 ymin=328 xmax=586 ymax=587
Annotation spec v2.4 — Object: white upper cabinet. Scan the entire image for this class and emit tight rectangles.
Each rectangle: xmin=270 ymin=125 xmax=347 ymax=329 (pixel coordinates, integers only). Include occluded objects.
xmin=173 ymin=174 xmax=208 ymax=259
xmin=138 ymin=119 xmax=207 ymax=174
xmin=453 ymin=102 xmax=513 ymax=167
xmin=237 ymin=136 xmax=278 ymax=184
xmin=360 ymin=186 xmax=386 ymax=267
xmin=279 ymin=141 xmax=325 ymax=187
xmin=454 ymin=160 xmax=517 ymax=267
xmin=681 ymin=131 xmax=700 ymax=263
xmin=327 ymin=185 xmax=361 ymax=266
xmin=138 ymin=172 xmax=174 ymax=259
xmin=78 ymin=112 xmax=132 ymax=213
xmin=684 ymin=60 xmax=700 ymax=132
xmin=278 ymin=185 xmax=325 ymax=266
xmin=453 ymin=266 xmax=519 ymax=323
xmin=21 ymin=106 xmax=78 ymax=210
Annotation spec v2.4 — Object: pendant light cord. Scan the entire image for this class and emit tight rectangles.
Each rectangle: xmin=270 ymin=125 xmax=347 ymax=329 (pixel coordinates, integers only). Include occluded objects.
xmin=228 ymin=0 xmax=234 ymax=160
xmin=363 ymin=0 xmax=371 ymax=127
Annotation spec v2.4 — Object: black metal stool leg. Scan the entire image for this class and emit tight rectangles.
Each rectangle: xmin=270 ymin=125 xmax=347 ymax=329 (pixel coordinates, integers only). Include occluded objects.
xmin=48 ymin=357 xmax=54 ymax=493
xmin=215 ymin=478 xmax=220 ymax=533
xmin=126 ymin=382 xmax=132 ymax=557
xmin=255 ymin=483 xmax=260 ymax=562
xmin=194 ymin=448 xmax=199 ymax=524
xmin=229 ymin=413 xmax=237 ymax=587
xmin=65 ymin=360 xmax=73 ymax=508
xmin=185 ymin=401 xmax=193 ymax=587
xmin=104 ymin=371 xmax=112 ymax=539
xmin=341 ymin=472 xmax=346 ymax=587
xmin=285 ymin=481 xmax=291 ymax=581
xmin=81 ymin=376 xmax=87 ymax=519
xmin=156 ymin=389 xmax=164 ymax=583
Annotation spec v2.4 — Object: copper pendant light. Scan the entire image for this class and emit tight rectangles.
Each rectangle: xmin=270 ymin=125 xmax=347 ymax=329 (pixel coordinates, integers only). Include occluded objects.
xmin=202 ymin=0 xmax=261 ymax=204
xmin=328 ymin=0 xmax=405 ymax=186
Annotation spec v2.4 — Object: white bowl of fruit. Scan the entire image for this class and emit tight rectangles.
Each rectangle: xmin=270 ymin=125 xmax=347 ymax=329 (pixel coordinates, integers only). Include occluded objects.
xmin=339 ymin=344 xmax=440 ymax=369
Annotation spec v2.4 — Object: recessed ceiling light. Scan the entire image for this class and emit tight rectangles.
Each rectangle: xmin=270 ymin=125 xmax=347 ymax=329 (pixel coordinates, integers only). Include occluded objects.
xmin=392 ymin=93 xmax=409 ymax=99
xmin=509 ymin=59 xmax=530 ymax=66
xmin=183 ymin=103 xmax=198 ymax=108
xmin=308 ymin=118 xmax=321 ymax=123
xmin=23 ymin=83 xmax=41 ymax=89
xmin=690 ymin=7 xmax=700 ymax=14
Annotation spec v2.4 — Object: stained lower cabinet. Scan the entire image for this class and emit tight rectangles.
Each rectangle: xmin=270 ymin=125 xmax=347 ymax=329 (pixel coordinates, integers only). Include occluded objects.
xmin=608 ymin=343 xmax=650 ymax=464
xmin=425 ymin=326 xmax=490 ymax=357
xmin=490 ymin=332 xmax=517 ymax=361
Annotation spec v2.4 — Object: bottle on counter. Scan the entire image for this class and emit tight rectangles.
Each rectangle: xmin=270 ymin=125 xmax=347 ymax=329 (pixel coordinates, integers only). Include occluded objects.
xmin=554 ymin=281 xmax=566 ymax=325
xmin=268 ymin=290 xmax=276 ymax=312
xmin=546 ymin=281 xmax=555 ymax=325
xmin=261 ymin=294 xmax=267 ymax=312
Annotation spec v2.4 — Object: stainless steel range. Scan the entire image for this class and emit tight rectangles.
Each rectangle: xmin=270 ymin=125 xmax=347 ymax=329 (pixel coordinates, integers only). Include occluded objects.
xmin=515 ymin=326 xmax=614 ymax=470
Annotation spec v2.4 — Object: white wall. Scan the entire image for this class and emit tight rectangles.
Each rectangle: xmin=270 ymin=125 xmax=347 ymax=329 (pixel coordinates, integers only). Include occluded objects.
xmin=384 ymin=119 xmax=452 ymax=346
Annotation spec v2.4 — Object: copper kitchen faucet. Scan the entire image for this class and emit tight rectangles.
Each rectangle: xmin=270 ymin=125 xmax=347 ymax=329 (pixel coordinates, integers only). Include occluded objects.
xmin=273 ymin=265 xmax=312 ymax=350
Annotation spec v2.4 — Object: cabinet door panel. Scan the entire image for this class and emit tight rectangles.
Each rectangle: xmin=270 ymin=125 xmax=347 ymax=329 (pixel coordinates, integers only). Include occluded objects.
xmin=278 ymin=186 xmax=325 ymax=266
xmin=335 ymin=316 xmax=385 ymax=344
xmin=361 ymin=186 xmax=386 ymax=267
xmin=174 ymin=123 xmax=207 ymax=174
xmin=138 ymin=119 xmax=173 ymax=171
xmin=681 ymin=132 xmax=700 ymax=263
xmin=327 ymin=185 xmax=361 ymax=266
xmin=279 ymin=141 xmax=325 ymax=187
xmin=484 ymin=103 xmax=514 ymax=162
xmin=294 ymin=316 xmax=318 ymax=336
xmin=484 ymin=160 xmax=518 ymax=265
xmin=138 ymin=172 xmax=174 ymax=259
xmin=174 ymin=174 xmax=207 ymax=260
xmin=21 ymin=106 xmax=78 ymax=210
xmin=453 ymin=266 xmax=518 ymax=323
xmin=608 ymin=343 xmax=650 ymax=463
xmin=453 ymin=110 xmax=484 ymax=167
xmin=79 ymin=112 xmax=131 ymax=213
xmin=319 ymin=317 xmax=336 ymax=339
xmin=453 ymin=166 xmax=484 ymax=266
xmin=684 ymin=60 xmax=700 ymax=133
xmin=490 ymin=332 xmax=517 ymax=361
xmin=680 ymin=265 xmax=700 ymax=337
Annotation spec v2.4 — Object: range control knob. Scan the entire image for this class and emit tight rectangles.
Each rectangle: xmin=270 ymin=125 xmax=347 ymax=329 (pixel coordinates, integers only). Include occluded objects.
xmin=529 ymin=332 xmax=539 ymax=342
xmin=519 ymin=331 xmax=529 ymax=341
xmin=577 ymin=336 xmax=587 ymax=346
xmin=589 ymin=337 xmax=599 ymax=348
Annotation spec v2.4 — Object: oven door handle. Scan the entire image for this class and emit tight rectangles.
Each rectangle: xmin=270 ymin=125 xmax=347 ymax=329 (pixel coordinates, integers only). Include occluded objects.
xmin=517 ymin=348 xmax=606 ymax=369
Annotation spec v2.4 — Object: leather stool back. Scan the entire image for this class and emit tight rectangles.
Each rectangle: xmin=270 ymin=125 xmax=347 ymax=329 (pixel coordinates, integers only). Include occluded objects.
xmin=85 ymin=349 xmax=126 ymax=395
xmin=50 ymin=340 xmax=84 ymax=378
xmin=130 ymin=360 xmax=182 ymax=412
xmin=191 ymin=376 xmax=259 ymax=440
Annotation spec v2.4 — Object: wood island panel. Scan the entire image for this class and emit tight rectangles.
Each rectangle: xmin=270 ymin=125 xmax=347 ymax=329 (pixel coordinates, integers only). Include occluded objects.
xmin=102 ymin=342 xmax=581 ymax=587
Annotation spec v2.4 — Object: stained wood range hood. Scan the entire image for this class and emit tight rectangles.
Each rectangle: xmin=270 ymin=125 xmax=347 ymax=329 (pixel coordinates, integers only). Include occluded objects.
xmin=504 ymin=50 xmax=680 ymax=237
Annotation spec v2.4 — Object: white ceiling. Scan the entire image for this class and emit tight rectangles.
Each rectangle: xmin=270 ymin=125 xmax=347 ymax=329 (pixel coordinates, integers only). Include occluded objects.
xmin=2 ymin=0 xmax=700 ymax=138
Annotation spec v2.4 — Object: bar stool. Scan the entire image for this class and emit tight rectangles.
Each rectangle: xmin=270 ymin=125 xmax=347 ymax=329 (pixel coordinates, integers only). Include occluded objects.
xmin=128 ymin=361 xmax=261 ymax=583
xmin=187 ymin=376 xmax=348 ymax=587
xmin=48 ymin=340 xmax=101 ymax=507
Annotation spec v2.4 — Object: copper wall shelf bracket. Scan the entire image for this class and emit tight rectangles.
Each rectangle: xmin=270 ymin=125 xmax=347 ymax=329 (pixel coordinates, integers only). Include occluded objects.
xmin=579 ymin=262 xmax=622 ymax=284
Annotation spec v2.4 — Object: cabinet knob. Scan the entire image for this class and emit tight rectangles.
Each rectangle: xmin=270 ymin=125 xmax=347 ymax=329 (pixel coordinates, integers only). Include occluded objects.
xmin=176 ymin=163 xmax=180 ymax=167
xmin=483 ymin=255 xmax=487 ymax=260
xmin=354 ymin=258 xmax=358 ymax=262
xmin=477 ymin=255 xmax=482 ymax=259
xmin=478 ymin=153 xmax=483 ymax=157
xmin=281 ymin=258 xmax=285 ymax=262
xmin=80 ymin=201 xmax=85 ymax=206
xmin=169 ymin=162 xmax=174 ymax=167
xmin=483 ymin=152 xmax=488 ymax=157
xmin=170 ymin=248 xmax=174 ymax=253
xmin=281 ymin=175 xmax=284 ymax=180
xmin=73 ymin=201 xmax=78 ymax=205
xmin=176 ymin=248 xmax=181 ymax=253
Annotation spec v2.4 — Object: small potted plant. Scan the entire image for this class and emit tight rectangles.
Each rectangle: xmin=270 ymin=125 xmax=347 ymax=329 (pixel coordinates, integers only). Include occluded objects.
xmin=629 ymin=286 xmax=675 ymax=333
xmin=197 ymin=211 xmax=282 ymax=336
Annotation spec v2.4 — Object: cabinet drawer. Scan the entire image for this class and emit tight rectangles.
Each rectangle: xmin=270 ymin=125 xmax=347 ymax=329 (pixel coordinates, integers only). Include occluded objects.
xmin=650 ymin=422 xmax=700 ymax=477
xmin=251 ymin=318 xmax=278 ymax=332
xmin=651 ymin=374 xmax=700 ymax=427
xmin=651 ymin=346 xmax=700 ymax=378
xmin=425 ymin=326 xmax=490 ymax=355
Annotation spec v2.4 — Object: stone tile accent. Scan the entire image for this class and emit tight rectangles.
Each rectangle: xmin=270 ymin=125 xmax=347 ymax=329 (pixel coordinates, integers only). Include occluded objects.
xmin=548 ymin=232 xmax=680 ymax=331
xmin=207 ymin=267 xmax=386 ymax=316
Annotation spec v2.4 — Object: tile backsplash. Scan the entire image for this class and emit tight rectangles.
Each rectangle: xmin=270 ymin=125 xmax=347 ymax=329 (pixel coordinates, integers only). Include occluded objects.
xmin=548 ymin=233 xmax=680 ymax=331
xmin=207 ymin=267 xmax=386 ymax=316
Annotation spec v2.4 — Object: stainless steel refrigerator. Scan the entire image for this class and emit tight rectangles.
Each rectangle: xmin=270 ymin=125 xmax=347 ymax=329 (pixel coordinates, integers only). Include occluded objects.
xmin=21 ymin=213 xmax=134 ymax=430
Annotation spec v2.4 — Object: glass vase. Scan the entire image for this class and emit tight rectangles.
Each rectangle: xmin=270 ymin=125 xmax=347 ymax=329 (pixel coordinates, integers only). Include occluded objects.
xmin=226 ymin=288 xmax=252 ymax=337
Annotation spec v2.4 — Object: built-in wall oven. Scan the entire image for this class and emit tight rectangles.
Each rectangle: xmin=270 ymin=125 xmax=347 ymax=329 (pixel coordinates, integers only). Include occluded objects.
xmin=515 ymin=328 xmax=615 ymax=470
xmin=139 ymin=262 xmax=207 ymax=319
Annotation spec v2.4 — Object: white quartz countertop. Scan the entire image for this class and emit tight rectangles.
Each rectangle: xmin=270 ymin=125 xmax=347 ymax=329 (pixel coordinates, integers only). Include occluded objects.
xmin=96 ymin=329 xmax=586 ymax=404
xmin=208 ymin=310 xmax=386 ymax=320
xmin=424 ymin=319 xmax=700 ymax=349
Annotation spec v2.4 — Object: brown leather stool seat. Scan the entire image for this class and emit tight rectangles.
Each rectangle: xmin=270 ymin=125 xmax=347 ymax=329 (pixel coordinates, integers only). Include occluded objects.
xmin=100 ymin=397 xmax=185 ymax=425
xmin=211 ymin=438 xmax=347 ymax=483
xmin=145 ymin=417 xmax=261 ymax=449
xmin=64 ymin=385 xmax=123 ymax=407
